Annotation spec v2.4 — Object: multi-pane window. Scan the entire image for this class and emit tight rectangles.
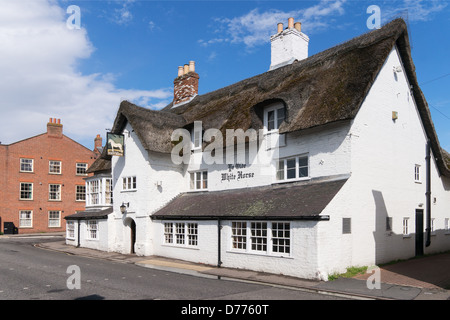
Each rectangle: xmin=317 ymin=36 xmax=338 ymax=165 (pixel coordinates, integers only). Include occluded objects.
xmin=164 ymin=223 xmax=174 ymax=244
xmin=232 ymin=222 xmax=247 ymax=250
xmin=20 ymin=158 xmax=33 ymax=172
xmin=122 ymin=176 xmax=137 ymax=191
xmin=414 ymin=165 xmax=421 ymax=182
xmin=87 ymin=220 xmax=98 ymax=240
xmin=230 ymin=221 xmax=291 ymax=256
xmin=175 ymin=223 xmax=185 ymax=245
xmin=49 ymin=160 xmax=62 ymax=174
xmin=105 ymin=179 xmax=113 ymax=204
xmin=187 ymin=223 xmax=198 ymax=246
xmin=67 ymin=221 xmax=75 ymax=239
xmin=191 ymin=127 xmax=202 ymax=150
xmin=76 ymin=163 xmax=88 ymax=175
xmin=277 ymin=155 xmax=309 ymax=181
xmin=49 ymin=184 xmax=61 ymax=201
xmin=76 ymin=185 xmax=86 ymax=201
xmin=250 ymin=222 xmax=268 ymax=252
xmin=19 ymin=210 xmax=32 ymax=228
xmin=272 ymin=223 xmax=290 ymax=254
xmin=264 ymin=105 xmax=285 ymax=132
xmin=20 ymin=182 xmax=33 ymax=200
xmin=48 ymin=211 xmax=61 ymax=228
xmin=163 ymin=222 xmax=198 ymax=247
xmin=88 ymin=180 xmax=100 ymax=205
xmin=190 ymin=171 xmax=208 ymax=190
xmin=403 ymin=218 xmax=409 ymax=236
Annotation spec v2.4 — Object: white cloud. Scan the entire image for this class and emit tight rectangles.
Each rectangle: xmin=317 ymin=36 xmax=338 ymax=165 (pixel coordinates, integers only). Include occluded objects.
xmin=0 ymin=0 xmax=171 ymax=147
xmin=114 ymin=0 xmax=135 ymax=25
xmin=199 ymin=0 xmax=347 ymax=49
xmin=382 ymin=0 xmax=447 ymax=22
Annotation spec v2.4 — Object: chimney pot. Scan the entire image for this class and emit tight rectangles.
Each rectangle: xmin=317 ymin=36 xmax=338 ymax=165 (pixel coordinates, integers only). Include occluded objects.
xmin=270 ymin=19 xmax=309 ymax=70
xmin=189 ymin=61 xmax=195 ymax=73
xmin=288 ymin=17 xmax=294 ymax=29
xmin=173 ymin=60 xmax=199 ymax=107
xmin=178 ymin=66 xmax=184 ymax=77
xmin=277 ymin=23 xmax=283 ymax=33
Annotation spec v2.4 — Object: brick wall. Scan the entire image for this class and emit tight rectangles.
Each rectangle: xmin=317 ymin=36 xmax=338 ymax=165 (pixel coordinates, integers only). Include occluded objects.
xmin=0 ymin=119 xmax=98 ymax=234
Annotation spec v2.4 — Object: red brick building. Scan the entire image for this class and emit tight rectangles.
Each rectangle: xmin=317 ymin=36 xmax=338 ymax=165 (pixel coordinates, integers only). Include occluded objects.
xmin=0 ymin=118 xmax=101 ymax=234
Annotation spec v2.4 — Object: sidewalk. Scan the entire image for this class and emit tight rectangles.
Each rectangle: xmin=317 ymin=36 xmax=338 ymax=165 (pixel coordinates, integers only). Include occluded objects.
xmin=32 ymin=237 xmax=450 ymax=300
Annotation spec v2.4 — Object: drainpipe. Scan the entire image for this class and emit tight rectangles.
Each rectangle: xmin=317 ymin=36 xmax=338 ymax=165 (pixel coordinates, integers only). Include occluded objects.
xmin=217 ymin=218 xmax=222 ymax=268
xmin=77 ymin=219 xmax=81 ymax=248
xmin=425 ymin=140 xmax=431 ymax=247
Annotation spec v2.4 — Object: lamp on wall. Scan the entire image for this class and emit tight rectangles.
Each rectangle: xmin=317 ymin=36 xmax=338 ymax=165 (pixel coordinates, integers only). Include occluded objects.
xmin=120 ymin=202 xmax=129 ymax=214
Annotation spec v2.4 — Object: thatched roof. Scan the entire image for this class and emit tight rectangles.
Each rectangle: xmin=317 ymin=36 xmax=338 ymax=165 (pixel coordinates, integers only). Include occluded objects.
xmin=108 ymin=18 xmax=449 ymax=177
xmin=152 ymin=177 xmax=347 ymax=220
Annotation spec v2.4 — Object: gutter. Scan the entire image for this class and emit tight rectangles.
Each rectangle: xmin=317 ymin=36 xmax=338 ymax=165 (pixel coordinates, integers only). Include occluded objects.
xmin=151 ymin=215 xmax=330 ymax=221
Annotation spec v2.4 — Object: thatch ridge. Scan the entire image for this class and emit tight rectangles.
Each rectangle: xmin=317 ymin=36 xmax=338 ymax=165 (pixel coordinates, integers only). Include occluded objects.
xmin=106 ymin=18 xmax=450 ymax=177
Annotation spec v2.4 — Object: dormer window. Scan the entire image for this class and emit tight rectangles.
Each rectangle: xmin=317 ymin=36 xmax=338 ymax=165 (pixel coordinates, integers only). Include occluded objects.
xmin=190 ymin=121 xmax=203 ymax=151
xmin=264 ymin=104 xmax=285 ymax=133
xmin=263 ymin=103 xmax=286 ymax=150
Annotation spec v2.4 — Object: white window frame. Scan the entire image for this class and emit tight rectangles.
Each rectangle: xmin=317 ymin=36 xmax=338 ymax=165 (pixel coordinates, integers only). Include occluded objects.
xmin=264 ymin=103 xmax=285 ymax=134
xmin=191 ymin=127 xmax=202 ymax=151
xmin=276 ymin=155 xmax=309 ymax=182
xmin=19 ymin=182 xmax=33 ymax=200
xmin=49 ymin=160 xmax=62 ymax=174
xmin=20 ymin=158 xmax=34 ymax=173
xmin=189 ymin=170 xmax=208 ymax=191
xmin=105 ymin=178 xmax=113 ymax=204
xmin=122 ymin=176 xmax=137 ymax=191
xmin=76 ymin=163 xmax=88 ymax=176
xmin=87 ymin=220 xmax=99 ymax=240
xmin=431 ymin=218 xmax=436 ymax=236
xmin=163 ymin=222 xmax=198 ymax=248
xmin=88 ymin=180 xmax=101 ymax=205
xmin=445 ymin=218 xmax=450 ymax=234
xmin=76 ymin=185 xmax=86 ymax=202
xmin=67 ymin=221 xmax=75 ymax=239
xmin=403 ymin=217 xmax=410 ymax=237
xmin=49 ymin=184 xmax=62 ymax=201
xmin=229 ymin=221 xmax=291 ymax=257
xmin=19 ymin=210 xmax=33 ymax=228
xmin=48 ymin=210 xmax=61 ymax=228
xmin=414 ymin=164 xmax=421 ymax=183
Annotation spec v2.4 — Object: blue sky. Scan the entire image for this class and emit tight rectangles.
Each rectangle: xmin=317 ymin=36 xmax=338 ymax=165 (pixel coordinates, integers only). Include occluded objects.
xmin=1 ymin=0 xmax=449 ymax=152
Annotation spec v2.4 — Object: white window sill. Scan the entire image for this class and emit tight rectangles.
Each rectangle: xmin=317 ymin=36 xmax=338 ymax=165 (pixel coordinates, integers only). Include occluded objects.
xmin=161 ymin=244 xmax=199 ymax=250
xmin=226 ymin=249 xmax=292 ymax=259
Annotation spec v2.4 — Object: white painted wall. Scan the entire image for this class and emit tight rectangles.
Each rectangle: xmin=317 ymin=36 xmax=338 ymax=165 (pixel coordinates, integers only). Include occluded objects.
xmin=317 ymin=45 xmax=450 ymax=278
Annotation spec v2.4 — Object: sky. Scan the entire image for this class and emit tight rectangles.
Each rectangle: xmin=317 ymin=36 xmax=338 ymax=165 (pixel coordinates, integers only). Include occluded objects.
xmin=1 ymin=0 xmax=449 ymax=152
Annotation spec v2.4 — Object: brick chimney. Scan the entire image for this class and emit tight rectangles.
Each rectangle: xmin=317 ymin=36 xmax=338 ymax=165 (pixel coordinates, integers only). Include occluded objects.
xmin=94 ymin=134 xmax=102 ymax=155
xmin=47 ymin=118 xmax=63 ymax=138
xmin=270 ymin=18 xmax=309 ymax=70
xmin=172 ymin=61 xmax=199 ymax=107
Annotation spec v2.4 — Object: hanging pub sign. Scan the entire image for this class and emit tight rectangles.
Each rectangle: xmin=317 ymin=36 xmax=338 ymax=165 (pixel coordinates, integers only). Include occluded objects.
xmin=106 ymin=133 xmax=124 ymax=156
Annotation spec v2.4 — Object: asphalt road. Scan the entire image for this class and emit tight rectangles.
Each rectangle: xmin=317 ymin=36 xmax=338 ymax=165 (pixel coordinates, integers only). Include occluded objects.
xmin=0 ymin=237 xmax=352 ymax=304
